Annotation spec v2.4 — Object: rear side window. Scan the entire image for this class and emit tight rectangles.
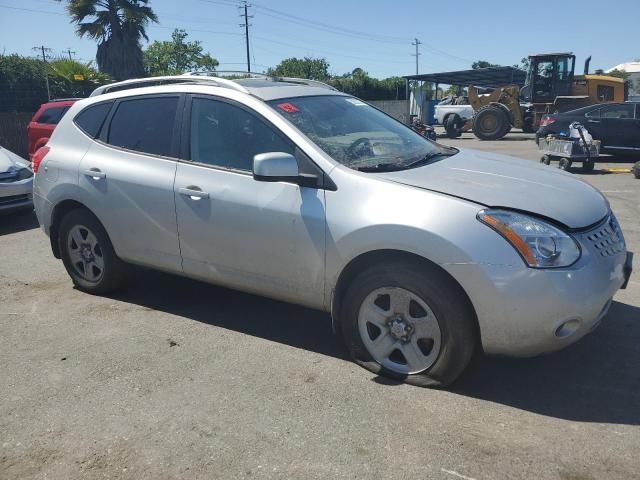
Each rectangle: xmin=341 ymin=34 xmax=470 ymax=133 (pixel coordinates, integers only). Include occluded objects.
xmin=37 ymin=106 xmax=69 ymax=125
xmin=600 ymin=104 xmax=634 ymax=119
xmin=107 ymin=96 xmax=179 ymax=157
xmin=74 ymin=102 xmax=112 ymax=138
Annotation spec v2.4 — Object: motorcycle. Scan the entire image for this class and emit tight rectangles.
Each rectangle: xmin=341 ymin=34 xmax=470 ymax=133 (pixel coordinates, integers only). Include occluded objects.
xmin=410 ymin=119 xmax=437 ymax=141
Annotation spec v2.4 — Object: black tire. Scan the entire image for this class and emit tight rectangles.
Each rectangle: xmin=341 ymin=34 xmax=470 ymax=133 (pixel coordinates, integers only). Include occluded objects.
xmin=582 ymin=159 xmax=595 ymax=173
xmin=58 ymin=208 xmax=129 ymax=294
xmin=444 ymin=114 xmax=463 ymax=139
xmin=472 ymin=105 xmax=509 ymax=141
xmin=558 ymin=157 xmax=572 ymax=171
xmin=540 ymin=155 xmax=551 ymax=165
xmin=632 ymin=161 xmax=640 ymax=179
xmin=339 ymin=260 xmax=477 ymax=388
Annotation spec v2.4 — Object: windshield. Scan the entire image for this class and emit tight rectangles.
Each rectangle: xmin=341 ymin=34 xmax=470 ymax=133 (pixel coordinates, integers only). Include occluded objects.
xmin=267 ymin=95 xmax=456 ymax=171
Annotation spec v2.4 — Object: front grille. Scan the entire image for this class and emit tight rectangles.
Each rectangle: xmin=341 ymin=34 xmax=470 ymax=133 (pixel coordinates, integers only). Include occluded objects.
xmin=586 ymin=215 xmax=626 ymax=257
xmin=0 ymin=194 xmax=29 ymax=206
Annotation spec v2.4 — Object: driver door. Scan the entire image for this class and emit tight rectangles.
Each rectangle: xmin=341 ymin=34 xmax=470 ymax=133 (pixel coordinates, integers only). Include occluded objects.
xmin=173 ymin=95 xmax=327 ymax=308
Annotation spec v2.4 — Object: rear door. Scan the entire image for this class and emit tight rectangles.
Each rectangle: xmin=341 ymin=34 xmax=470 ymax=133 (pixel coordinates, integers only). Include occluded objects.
xmin=595 ymin=103 xmax=637 ymax=150
xmin=78 ymin=94 xmax=183 ymax=272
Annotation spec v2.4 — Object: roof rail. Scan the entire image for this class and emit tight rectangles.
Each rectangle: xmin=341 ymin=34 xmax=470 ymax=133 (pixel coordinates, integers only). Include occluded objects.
xmin=272 ymin=77 xmax=338 ymax=91
xmin=186 ymin=71 xmax=338 ymax=91
xmin=89 ymin=75 xmax=249 ymax=97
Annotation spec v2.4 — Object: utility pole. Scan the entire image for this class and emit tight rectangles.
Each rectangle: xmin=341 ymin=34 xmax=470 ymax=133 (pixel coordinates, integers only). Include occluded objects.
xmin=411 ymin=38 xmax=422 ymax=75
xmin=33 ymin=45 xmax=52 ymax=101
xmin=239 ymin=1 xmax=253 ymax=72
xmin=63 ymin=48 xmax=76 ymax=60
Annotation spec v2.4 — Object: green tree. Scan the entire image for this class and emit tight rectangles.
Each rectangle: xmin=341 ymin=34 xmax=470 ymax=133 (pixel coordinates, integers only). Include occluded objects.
xmin=266 ymin=57 xmax=330 ymax=80
xmin=604 ymin=68 xmax=629 ymax=80
xmin=472 ymin=60 xmax=501 ymax=69
xmin=60 ymin=0 xmax=158 ymax=80
xmin=144 ymin=29 xmax=218 ymax=76
xmin=513 ymin=57 xmax=530 ymax=71
xmin=48 ymin=58 xmax=111 ymax=97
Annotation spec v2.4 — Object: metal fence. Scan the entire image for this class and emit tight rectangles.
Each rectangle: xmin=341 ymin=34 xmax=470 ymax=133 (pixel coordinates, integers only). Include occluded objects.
xmin=0 ymin=112 xmax=32 ymax=159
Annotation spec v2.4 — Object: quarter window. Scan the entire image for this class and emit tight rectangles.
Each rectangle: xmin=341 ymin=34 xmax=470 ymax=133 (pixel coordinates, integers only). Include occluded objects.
xmin=74 ymin=102 xmax=112 ymax=138
xmin=107 ymin=96 xmax=179 ymax=157
xmin=37 ymin=106 xmax=69 ymax=125
xmin=189 ymin=97 xmax=295 ymax=171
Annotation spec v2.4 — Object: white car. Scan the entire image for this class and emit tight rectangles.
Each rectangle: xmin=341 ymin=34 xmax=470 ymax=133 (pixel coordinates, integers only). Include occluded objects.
xmin=0 ymin=146 xmax=33 ymax=215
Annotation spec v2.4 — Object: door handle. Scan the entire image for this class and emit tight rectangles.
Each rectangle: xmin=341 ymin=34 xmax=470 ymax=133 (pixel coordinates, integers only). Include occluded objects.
xmin=178 ymin=186 xmax=209 ymax=200
xmin=587 ymin=119 xmax=600 ymax=124
xmin=83 ymin=168 xmax=106 ymax=180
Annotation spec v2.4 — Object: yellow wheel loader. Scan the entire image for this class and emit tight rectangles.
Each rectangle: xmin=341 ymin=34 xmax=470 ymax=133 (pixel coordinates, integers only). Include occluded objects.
xmin=469 ymin=53 xmax=625 ymax=140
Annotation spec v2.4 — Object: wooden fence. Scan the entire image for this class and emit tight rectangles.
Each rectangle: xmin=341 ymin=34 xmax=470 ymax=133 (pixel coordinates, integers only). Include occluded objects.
xmin=0 ymin=112 xmax=33 ymax=159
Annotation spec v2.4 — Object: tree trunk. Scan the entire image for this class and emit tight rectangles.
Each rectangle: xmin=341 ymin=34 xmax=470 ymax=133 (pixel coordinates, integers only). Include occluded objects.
xmin=97 ymin=33 xmax=145 ymax=81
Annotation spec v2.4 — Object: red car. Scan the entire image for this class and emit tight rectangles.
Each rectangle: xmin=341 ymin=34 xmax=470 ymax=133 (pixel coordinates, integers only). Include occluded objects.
xmin=27 ymin=98 xmax=79 ymax=158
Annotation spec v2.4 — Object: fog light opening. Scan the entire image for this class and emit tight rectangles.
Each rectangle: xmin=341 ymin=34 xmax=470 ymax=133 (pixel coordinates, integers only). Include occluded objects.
xmin=555 ymin=319 xmax=581 ymax=338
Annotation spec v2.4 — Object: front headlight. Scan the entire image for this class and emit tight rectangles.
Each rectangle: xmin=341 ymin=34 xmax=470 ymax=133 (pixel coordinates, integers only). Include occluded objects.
xmin=477 ymin=209 xmax=581 ymax=268
xmin=16 ymin=167 xmax=33 ymax=181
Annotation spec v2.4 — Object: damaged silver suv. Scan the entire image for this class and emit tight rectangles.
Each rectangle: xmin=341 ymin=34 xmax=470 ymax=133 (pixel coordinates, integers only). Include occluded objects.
xmin=33 ymin=74 xmax=632 ymax=386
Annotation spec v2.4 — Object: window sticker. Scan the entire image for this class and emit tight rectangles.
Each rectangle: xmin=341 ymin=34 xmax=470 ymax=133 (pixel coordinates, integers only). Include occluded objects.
xmin=276 ymin=102 xmax=300 ymax=113
xmin=345 ymin=98 xmax=366 ymax=106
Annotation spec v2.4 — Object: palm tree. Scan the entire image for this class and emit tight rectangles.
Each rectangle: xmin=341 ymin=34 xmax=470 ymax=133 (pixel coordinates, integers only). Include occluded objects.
xmin=61 ymin=0 xmax=158 ymax=80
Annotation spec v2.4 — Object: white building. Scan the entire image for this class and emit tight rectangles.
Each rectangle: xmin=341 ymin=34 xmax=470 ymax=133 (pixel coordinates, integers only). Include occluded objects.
xmin=606 ymin=61 xmax=640 ymax=100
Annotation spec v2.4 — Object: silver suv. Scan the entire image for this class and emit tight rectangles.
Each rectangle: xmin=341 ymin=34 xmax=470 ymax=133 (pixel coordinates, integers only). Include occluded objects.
xmin=33 ymin=74 xmax=632 ymax=387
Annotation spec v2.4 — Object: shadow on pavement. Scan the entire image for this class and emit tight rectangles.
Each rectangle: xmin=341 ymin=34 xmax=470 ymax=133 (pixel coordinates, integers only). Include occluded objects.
xmin=110 ymin=267 xmax=346 ymax=361
xmin=112 ymin=269 xmax=639 ymax=424
xmin=0 ymin=209 xmax=39 ymax=235
xmin=452 ymin=301 xmax=640 ymax=425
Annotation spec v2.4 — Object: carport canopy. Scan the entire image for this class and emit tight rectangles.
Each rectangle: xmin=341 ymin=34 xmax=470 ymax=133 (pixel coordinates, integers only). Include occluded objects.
xmin=405 ymin=66 xmax=526 ymax=88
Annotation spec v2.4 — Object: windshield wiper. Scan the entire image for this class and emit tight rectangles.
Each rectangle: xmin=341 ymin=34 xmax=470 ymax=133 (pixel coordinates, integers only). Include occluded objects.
xmin=356 ymin=162 xmax=404 ymax=172
xmin=403 ymin=151 xmax=455 ymax=169
xmin=355 ymin=151 xmax=455 ymax=172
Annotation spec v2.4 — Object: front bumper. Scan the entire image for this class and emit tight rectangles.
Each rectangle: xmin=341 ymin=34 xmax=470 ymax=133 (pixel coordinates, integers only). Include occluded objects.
xmin=0 ymin=177 xmax=33 ymax=214
xmin=445 ymin=234 xmax=631 ymax=357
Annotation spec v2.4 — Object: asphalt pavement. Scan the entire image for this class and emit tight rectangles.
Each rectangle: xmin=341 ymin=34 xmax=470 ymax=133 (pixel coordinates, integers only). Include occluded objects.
xmin=1 ymin=133 xmax=639 ymax=480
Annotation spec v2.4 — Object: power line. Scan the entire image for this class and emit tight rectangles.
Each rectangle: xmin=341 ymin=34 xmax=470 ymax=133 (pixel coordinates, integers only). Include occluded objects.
xmin=32 ymin=45 xmax=52 ymax=100
xmin=411 ymin=38 xmax=422 ymax=74
xmin=62 ymin=48 xmax=76 ymax=60
xmin=239 ymin=1 xmax=253 ymax=72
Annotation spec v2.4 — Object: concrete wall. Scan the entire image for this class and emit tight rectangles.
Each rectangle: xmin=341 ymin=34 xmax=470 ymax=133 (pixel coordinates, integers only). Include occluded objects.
xmin=368 ymin=100 xmax=409 ymax=124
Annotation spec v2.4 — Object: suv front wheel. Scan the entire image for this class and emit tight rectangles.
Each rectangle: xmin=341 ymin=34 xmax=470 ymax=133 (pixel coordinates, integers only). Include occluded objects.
xmin=340 ymin=260 xmax=477 ymax=387
xmin=58 ymin=209 xmax=129 ymax=294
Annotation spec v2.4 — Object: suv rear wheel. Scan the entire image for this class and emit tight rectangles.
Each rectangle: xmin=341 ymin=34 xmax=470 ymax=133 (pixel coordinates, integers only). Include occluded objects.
xmin=58 ymin=209 xmax=129 ymax=294
xmin=339 ymin=260 xmax=477 ymax=387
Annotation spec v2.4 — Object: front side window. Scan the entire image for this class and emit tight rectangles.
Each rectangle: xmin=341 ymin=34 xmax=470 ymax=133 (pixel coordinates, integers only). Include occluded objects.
xmin=268 ymin=95 xmax=454 ymax=171
xmin=189 ymin=97 xmax=295 ymax=171
xmin=600 ymin=104 xmax=634 ymax=119
xmin=107 ymin=96 xmax=179 ymax=157
xmin=37 ymin=106 xmax=69 ymax=125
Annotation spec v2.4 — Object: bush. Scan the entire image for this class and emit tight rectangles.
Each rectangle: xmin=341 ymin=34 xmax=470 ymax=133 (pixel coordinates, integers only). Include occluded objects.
xmin=0 ymin=55 xmax=111 ymax=112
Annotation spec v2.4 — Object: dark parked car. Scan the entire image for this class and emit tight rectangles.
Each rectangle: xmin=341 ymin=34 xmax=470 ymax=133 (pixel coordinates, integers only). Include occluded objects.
xmin=537 ymin=102 xmax=640 ymax=155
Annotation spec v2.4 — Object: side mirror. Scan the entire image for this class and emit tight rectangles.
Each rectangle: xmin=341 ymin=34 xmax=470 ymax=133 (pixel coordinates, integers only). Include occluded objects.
xmin=253 ymin=152 xmax=299 ymax=183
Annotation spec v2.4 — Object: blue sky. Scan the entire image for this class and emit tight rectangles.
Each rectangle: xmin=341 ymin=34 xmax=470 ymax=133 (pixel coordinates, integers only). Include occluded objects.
xmin=1 ymin=0 xmax=638 ymax=78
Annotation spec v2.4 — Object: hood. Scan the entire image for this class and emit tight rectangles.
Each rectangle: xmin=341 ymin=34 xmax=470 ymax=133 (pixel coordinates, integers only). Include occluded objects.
xmin=380 ymin=149 xmax=608 ymax=229
xmin=0 ymin=147 xmax=30 ymax=173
